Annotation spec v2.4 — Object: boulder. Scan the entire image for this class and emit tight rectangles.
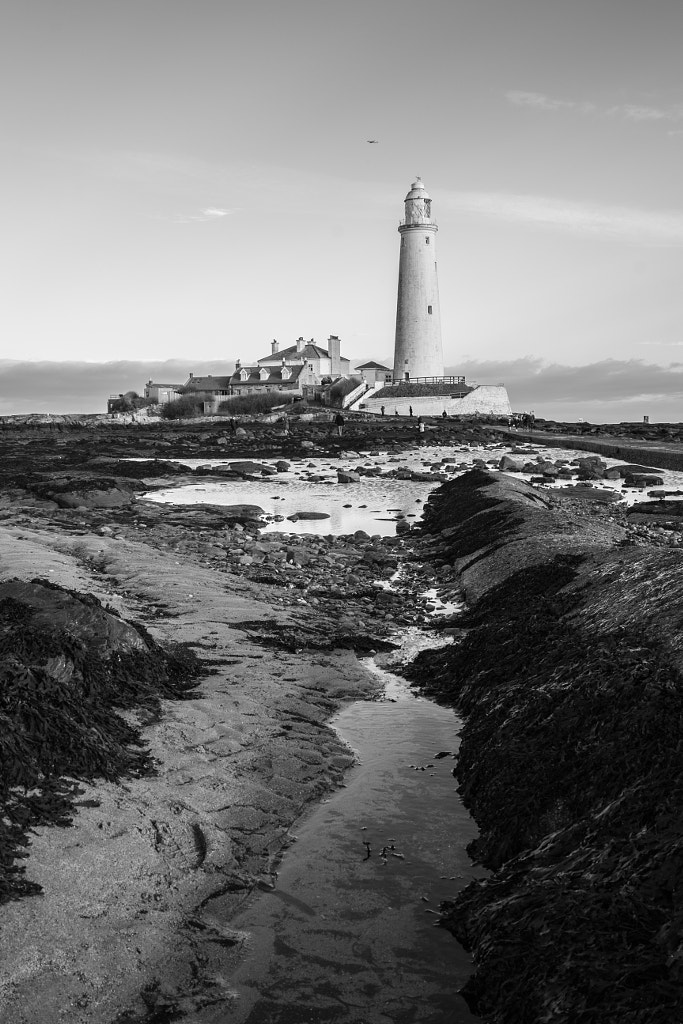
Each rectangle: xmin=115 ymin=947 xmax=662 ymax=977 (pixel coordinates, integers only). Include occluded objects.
xmin=499 ymin=455 xmax=523 ymax=472
xmin=614 ymin=463 xmax=663 ymax=477
xmin=29 ymin=477 xmax=144 ymax=509
xmin=337 ymin=471 xmax=361 ymax=484
xmin=625 ymin=473 xmax=665 ymax=487
xmin=286 ymin=511 xmax=330 ymax=521
xmin=220 ymin=504 xmax=267 ymax=524
xmin=286 ymin=547 xmax=312 ymax=566
xmin=227 ymin=461 xmax=267 ymax=476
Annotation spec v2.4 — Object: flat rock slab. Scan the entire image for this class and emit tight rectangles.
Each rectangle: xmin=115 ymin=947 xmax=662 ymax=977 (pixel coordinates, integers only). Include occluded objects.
xmin=628 ymin=500 xmax=683 ymax=516
xmin=554 ymin=485 xmax=622 ymax=503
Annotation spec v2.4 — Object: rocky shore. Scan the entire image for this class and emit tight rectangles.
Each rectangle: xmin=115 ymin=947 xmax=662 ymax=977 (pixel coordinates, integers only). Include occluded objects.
xmin=1 ymin=414 xmax=681 ymax=1022
xmin=407 ymin=468 xmax=683 ymax=1024
xmin=0 ymin=415 xmax=469 ymax=1023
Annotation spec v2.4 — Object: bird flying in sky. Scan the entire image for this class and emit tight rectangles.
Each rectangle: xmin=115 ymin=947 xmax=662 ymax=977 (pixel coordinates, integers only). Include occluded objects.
xmin=366 ymin=139 xmax=378 ymax=143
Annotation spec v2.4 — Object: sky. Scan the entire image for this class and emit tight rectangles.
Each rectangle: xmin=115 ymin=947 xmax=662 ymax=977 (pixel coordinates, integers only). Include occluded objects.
xmin=1 ymin=0 xmax=682 ymax=420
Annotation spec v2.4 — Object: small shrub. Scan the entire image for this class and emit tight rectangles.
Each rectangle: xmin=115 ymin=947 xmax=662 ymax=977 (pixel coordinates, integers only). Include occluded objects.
xmin=218 ymin=392 xmax=298 ymax=415
xmin=108 ymin=392 xmax=152 ymax=414
xmin=160 ymin=395 xmax=206 ymax=420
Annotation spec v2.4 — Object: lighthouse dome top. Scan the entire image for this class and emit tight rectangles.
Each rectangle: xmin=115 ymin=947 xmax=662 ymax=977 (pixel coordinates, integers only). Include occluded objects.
xmin=405 ymin=177 xmax=431 ymax=201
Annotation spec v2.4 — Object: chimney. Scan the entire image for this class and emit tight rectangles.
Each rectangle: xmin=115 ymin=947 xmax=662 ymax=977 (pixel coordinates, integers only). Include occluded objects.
xmin=296 ymin=336 xmax=305 ymax=353
xmin=235 ymin=358 xmax=241 ymax=370
xmin=271 ymin=339 xmax=279 ymax=354
xmin=328 ymin=335 xmax=341 ymax=376
xmin=189 ymin=372 xmax=193 ymax=379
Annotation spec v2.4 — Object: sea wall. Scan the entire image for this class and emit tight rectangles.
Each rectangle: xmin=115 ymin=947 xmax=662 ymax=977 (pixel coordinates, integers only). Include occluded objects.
xmin=407 ymin=470 xmax=683 ymax=1024
xmin=360 ymin=384 xmax=512 ymax=418
xmin=495 ymin=426 xmax=683 ymax=472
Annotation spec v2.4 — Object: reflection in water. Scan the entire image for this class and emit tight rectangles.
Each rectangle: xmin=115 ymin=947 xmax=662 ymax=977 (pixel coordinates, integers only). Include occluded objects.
xmin=221 ymin=651 xmax=485 ymax=1024
xmin=143 ymin=441 xmax=683 ymax=537
xmin=146 ymin=477 xmax=436 ymax=537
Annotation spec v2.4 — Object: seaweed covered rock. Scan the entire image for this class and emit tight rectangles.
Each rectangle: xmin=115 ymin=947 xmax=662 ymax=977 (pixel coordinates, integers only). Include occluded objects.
xmin=405 ymin=471 xmax=683 ymax=1024
xmin=27 ymin=475 xmax=145 ymax=508
xmin=0 ymin=579 xmax=200 ymax=903
xmin=418 ymin=469 xmax=616 ymax=605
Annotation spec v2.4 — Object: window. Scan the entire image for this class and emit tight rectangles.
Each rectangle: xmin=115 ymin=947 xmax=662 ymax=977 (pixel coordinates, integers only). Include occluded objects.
xmin=428 ymin=305 xmax=433 ymax=314
xmin=425 ymin=236 xmax=430 ymax=245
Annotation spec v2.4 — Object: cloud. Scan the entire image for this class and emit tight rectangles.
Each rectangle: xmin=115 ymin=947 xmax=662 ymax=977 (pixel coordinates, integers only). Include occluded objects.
xmin=0 ymin=359 xmax=234 ymax=415
xmin=442 ymin=190 xmax=683 ymax=245
xmin=505 ymin=90 xmax=683 ymax=124
xmin=449 ymin=356 xmax=683 ymax=408
xmin=618 ymin=104 xmax=669 ymax=122
xmin=171 ymin=207 xmax=237 ymax=223
xmin=506 ymin=90 xmax=597 ymax=115
xmin=3 ymin=356 xmax=683 ymax=423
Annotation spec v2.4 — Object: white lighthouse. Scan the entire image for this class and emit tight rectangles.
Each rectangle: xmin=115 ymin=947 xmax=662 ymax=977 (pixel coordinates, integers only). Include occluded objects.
xmin=393 ymin=177 xmax=444 ymax=381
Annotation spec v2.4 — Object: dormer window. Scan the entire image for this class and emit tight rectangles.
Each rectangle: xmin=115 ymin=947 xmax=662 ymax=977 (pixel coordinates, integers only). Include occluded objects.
xmin=240 ymin=368 xmax=248 ymax=381
xmin=281 ymin=366 xmax=290 ymax=380
xmin=259 ymin=367 xmax=269 ymax=381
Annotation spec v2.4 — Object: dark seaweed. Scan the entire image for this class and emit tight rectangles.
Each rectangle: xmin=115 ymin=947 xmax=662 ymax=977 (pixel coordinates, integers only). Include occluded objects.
xmin=405 ymin=552 xmax=683 ymax=1023
xmin=0 ymin=580 xmax=201 ymax=904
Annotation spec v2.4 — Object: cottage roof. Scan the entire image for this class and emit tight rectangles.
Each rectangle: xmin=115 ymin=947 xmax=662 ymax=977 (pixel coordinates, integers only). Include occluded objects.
xmin=230 ymin=364 xmax=304 ymax=384
xmin=257 ymin=342 xmax=348 ymax=364
xmin=354 ymin=360 xmax=391 ymax=370
xmin=183 ymin=375 xmax=233 ymax=391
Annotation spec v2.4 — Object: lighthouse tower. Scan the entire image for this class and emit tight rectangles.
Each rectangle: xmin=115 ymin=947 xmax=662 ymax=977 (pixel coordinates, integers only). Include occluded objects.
xmin=393 ymin=177 xmax=444 ymax=380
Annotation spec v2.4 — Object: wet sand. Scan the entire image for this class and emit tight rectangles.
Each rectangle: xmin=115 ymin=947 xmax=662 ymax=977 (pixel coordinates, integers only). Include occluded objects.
xmin=0 ymin=416 xmax=475 ymax=1023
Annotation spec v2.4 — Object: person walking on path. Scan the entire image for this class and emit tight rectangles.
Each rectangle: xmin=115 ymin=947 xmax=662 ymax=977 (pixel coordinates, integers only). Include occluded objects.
xmin=380 ymin=405 xmax=385 ymax=416
xmin=409 ymin=406 xmax=413 ymax=417
xmin=335 ymin=412 xmax=345 ymax=436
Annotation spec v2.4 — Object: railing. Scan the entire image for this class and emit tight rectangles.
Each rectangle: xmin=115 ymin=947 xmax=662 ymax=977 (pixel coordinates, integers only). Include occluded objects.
xmin=341 ymin=380 xmax=368 ymax=409
xmin=387 ymin=375 xmax=466 ymax=386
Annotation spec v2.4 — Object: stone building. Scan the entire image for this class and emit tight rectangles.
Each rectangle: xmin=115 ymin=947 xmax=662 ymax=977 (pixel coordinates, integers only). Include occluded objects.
xmin=229 ymin=335 xmax=351 ymax=396
xmin=354 ymin=360 xmax=393 ymax=386
xmin=143 ymin=381 xmax=183 ymax=405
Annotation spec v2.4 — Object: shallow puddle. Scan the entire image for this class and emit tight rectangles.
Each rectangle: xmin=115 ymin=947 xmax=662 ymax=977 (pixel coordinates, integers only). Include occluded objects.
xmin=220 ymin=652 xmax=485 ymax=1024
xmin=141 ymin=443 xmax=683 ymax=534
